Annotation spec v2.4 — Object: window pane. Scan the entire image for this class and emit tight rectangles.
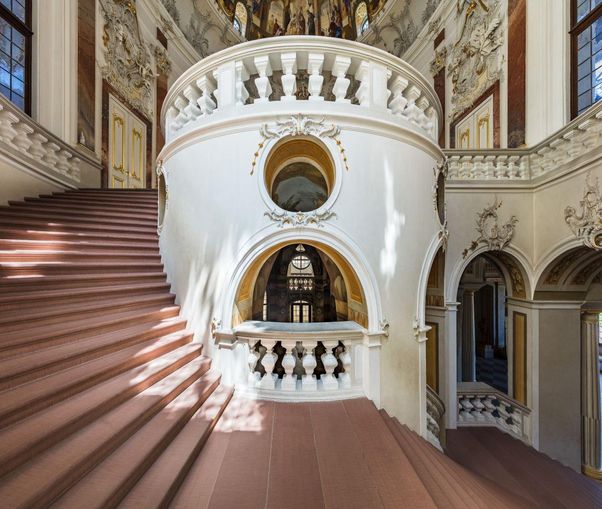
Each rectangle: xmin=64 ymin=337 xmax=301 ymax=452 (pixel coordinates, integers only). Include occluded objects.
xmin=11 ymin=91 xmax=23 ymax=109
xmin=579 ymin=27 xmax=591 ymax=48
xmin=579 ymin=75 xmax=591 ymax=94
xmin=578 ymin=0 xmax=591 ymax=22
xmin=0 ymin=9 xmax=30 ymax=111
xmin=578 ymin=58 xmax=591 ymax=79
xmin=578 ymin=90 xmax=591 ymax=112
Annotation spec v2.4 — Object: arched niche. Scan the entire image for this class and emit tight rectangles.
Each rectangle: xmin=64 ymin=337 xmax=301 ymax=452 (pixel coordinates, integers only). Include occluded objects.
xmin=233 ymin=239 xmax=368 ymax=327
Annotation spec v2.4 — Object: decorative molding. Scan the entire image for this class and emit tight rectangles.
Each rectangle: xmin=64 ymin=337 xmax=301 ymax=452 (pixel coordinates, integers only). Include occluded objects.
xmin=264 ymin=208 xmax=336 ymax=228
xmin=463 ymin=198 xmax=518 ymax=258
xmin=153 ymin=44 xmax=172 ymax=76
xmin=430 ymin=45 xmax=448 ymax=76
xmin=564 ymin=172 xmax=602 ymax=251
xmin=251 ymin=115 xmax=348 ymax=175
xmin=100 ymin=0 xmax=154 ymax=120
xmin=448 ymin=0 xmax=504 ymax=120
xmin=379 ymin=318 xmax=390 ymax=337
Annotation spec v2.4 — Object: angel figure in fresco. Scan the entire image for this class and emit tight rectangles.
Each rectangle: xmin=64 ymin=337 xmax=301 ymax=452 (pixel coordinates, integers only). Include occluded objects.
xmin=287 ymin=10 xmax=299 ymax=34
xmin=297 ymin=6 xmax=306 ymax=34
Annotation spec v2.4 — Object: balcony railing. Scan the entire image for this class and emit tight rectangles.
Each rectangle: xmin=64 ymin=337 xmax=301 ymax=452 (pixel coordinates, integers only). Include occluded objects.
xmin=161 ymin=36 xmax=441 ymax=144
xmin=446 ymin=101 xmax=602 ymax=182
xmin=215 ymin=320 xmax=382 ymax=401
xmin=457 ymin=382 xmax=531 ymax=441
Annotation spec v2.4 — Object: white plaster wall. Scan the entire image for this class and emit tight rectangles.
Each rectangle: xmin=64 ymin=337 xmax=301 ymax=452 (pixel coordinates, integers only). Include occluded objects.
xmin=159 ymin=118 xmax=442 ymax=431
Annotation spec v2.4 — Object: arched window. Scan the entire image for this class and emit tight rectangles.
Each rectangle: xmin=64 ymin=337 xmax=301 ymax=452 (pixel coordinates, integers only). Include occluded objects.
xmin=234 ymin=2 xmax=248 ymax=36
xmin=287 ymin=246 xmax=314 ymax=292
xmin=355 ymin=2 xmax=369 ymax=37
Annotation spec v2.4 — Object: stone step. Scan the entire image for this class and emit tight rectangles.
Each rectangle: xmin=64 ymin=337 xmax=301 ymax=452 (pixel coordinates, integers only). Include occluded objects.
xmin=0 ymin=248 xmax=162 ymax=263
xmin=8 ymin=201 xmax=158 ymax=221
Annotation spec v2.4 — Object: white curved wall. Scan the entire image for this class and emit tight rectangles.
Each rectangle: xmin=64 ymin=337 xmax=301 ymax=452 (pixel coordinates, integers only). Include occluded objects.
xmin=159 ymin=111 xmax=443 ymax=429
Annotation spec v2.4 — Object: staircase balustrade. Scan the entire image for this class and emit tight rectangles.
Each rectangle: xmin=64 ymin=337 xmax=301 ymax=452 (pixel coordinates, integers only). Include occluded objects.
xmin=161 ymin=36 xmax=441 ymax=144
xmin=0 ymin=94 xmax=85 ymax=184
xmin=446 ymin=101 xmax=602 ymax=182
xmin=457 ymin=386 xmax=531 ymax=441
xmin=426 ymin=384 xmax=445 ymax=450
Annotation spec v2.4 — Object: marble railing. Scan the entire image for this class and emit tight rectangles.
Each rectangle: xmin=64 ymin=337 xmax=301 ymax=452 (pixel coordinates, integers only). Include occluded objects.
xmin=215 ymin=320 xmax=382 ymax=401
xmin=457 ymin=383 xmax=531 ymax=441
xmin=0 ymin=95 xmax=82 ymax=184
xmin=426 ymin=385 xmax=445 ymax=449
xmin=446 ymin=101 xmax=602 ymax=181
xmin=162 ymin=36 xmax=441 ymax=143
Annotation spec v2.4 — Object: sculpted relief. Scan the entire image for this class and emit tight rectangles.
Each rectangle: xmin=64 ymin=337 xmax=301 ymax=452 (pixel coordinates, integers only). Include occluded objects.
xmin=565 ymin=173 xmax=602 ymax=251
xmin=449 ymin=0 xmax=503 ymax=119
xmin=100 ymin=0 xmax=154 ymax=119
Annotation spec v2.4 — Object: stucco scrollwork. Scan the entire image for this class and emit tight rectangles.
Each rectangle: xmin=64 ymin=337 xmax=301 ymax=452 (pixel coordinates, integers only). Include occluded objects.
xmin=564 ymin=172 xmax=602 ymax=251
xmin=100 ymin=0 xmax=154 ymax=120
xmin=463 ymin=198 xmax=518 ymax=258
xmin=449 ymin=0 xmax=503 ymax=119
xmin=251 ymin=115 xmax=347 ymax=175
xmin=153 ymin=44 xmax=172 ymax=76
xmin=430 ymin=45 xmax=448 ymax=76
xmin=264 ymin=209 xmax=336 ymax=228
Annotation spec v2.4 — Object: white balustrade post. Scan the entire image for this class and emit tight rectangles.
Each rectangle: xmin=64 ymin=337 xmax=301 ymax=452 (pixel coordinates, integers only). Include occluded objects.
xmin=0 ymin=109 xmax=18 ymax=143
xmin=280 ymin=52 xmax=297 ymax=101
xmin=389 ymin=75 xmax=408 ymax=115
xmin=213 ymin=60 xmax=249 ymax=109
xmin=416 ymin=97 xmax=431 ymax=129
xmin=196 ymin=75 xmax=217 ymax=115
xmin=321 ymin=340 xmax=339 ymax=390
xmin=307 ymin=53 xmax=325 ymax=101
xmin=354 ymin=61 xmax=391 ymax=110
xmin=338 ymin=343 xmax=352 ymax=389
xmin=402 ymin=85 xmax=422 ymax=122
xmin=302 ymin=340 xmax=318 ymax=391
xmin=43 ymin=142 xmax=60 ymax=167
xmin=28 ymin=133 xmax=47 ymax=160
xmin=253 ymin=55 xmax=273 ymax=103
xmin=173 ymin=97 xmax=190 ymax=127
xmin=13 ymin=123 xmax=33 ymax=152
xmin=56 ymin=150 xmax=73 ymax=175
xmin=281 ymin=340 xmax=297 ymax=391
xmin=259 ymin=340 xmax=277 ymax=390
xmin=332 ymin=56 xmax=351 ymax=103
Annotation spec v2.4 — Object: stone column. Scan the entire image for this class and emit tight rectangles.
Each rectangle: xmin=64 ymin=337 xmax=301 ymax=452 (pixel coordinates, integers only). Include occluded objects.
xmin=461 ymin=289 xmax=477 ymax=382
xmin=582 ymin=311 xmax=601 ymax=478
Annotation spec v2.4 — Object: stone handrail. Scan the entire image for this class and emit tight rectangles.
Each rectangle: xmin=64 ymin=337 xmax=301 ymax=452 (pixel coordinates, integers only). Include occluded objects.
xmin=457 ymin=384 xmax=531 ymax=441
xmin=426 ymin=385 xmax=445 ymax=449
xmin=161 ymin=36 xmax=442 ymax=144
xmin=0 ymin=94 xmax=84 ymax=185
xmin=446 ymin=101 xmax=602 ymax=182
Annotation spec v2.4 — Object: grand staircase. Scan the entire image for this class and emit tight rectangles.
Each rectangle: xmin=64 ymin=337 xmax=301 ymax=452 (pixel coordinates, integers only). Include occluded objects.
xmin=0 ymin=189 xmax=600 ymax=508
xmin=0 ymin=189 xmax=232 ymax=508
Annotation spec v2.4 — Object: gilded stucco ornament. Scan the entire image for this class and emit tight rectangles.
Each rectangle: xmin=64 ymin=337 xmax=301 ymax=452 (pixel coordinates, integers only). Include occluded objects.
xmin=449 ymin=0 xmax=503 ymax=119
xmin=251 ymin=115 xmax=347 ymax=175
xmin=153 ymin=44 xmax=172 ymax=76
xmin=564 ymin=172 xmax=602 ymax=251
xmin=264 ymin=209 xmax=336 ymax=228
xmin=430 ymin=45 xmax=448 ymax=76
xmin=463 ymin=199 xmax=518 ymax=258
xmin=100 ymin=0 xmax=154 ymax=120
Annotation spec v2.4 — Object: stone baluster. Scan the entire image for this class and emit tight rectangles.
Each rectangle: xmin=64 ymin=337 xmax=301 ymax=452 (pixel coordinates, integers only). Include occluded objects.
xmin=280 ymin=52 xmax=297 ymax=101
xmin=494 ymin=155 xmax=507 ymax=178
xmin=425 ymin=106 xmax=436 ymax=138
xmin=196 ymin=76 xmax=217 ymax=115
xmin=472 ymin=155 xmax=485 ymax=178
xmin=484 ymin=155 xmax=496 ymax=178
xmin=12 ymin=122 xmax=33 ymax=152
xmin=281 ymin=341 xmax=297 ymax=391
xmin=508 ymin=155 xmax=521 ymax=179
xmin=56 ymin=150 xmax=73 ymax=175
xmin=402 ymin=85 xmax=422 ymax=123
xmin=416 ymin=96 xmax=430 ymax=129
xmin=471 ymin=396 xmax=486 ymax=422
xmin=247 ymin=344 xmax=261 ymax=387
xmin=43 ymin=142 xmax=60 ymax=167
xmin=0 ymin=109 xmax=18 ymax=143
xmin=331 ymin=56 xmax=351 ymax=103
xmin=338 ymin=343 xmax=352 ymax=389
xmin=253 ymin=55 xmax=272 ymax=103
xmin=29 ymin=133 xmax=47 ymax=160
xmin=212 ymin=60 xmax=249 ymax=109
xmin=235 ymin=61 xmax=249 ymax=106
xmin=388 ymin=75 xmax=408 ymax=116
xmin=259 ymin=340 xmax=277 ymax=390
xmin=321 ymin=340 xmax=339 ymax=390
xmin=458 ymin=395 xmax=473 ymax=421
xmin=301 ymin=340 xmax=318 ymax=391
xmin=68 ymin=157 xmax=81 ymax=179
xmin=519 ymin=155 xmax=530 ymax=179
xmin=307 ymin=53 xmax=324 ymax=101
xmin=460 ymin=155 xmax=473 ymax=179
xmin=447 ymin=155 xmax=461 ymax=179
xmin=183 ymin=85 xmax=202 ymax=121
xmin=173 ymin=97 xmax=191 ymax=128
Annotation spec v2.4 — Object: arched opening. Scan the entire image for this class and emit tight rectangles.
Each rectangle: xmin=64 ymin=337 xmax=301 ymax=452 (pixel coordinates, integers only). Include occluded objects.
xmin=425 ymin=247 xmax=445 ymax=394
xmin=265 ymin=137 xmax=335 ymax=213
xmin=233 ymin=1 xmax=248 ymax=36
xmin=234 ymin=240 xmax=368 ymax=327
xmin=355 ymin=1 xmax=369 ymax=36
xmin=535 ymin=246 xmax=602 ymax=477
xmin=457 ymin=252 xmax=528 ymax=398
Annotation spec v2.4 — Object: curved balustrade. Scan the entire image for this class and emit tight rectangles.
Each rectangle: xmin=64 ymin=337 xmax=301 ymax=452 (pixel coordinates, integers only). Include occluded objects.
xmin=457 ymin=383 xmax=531 ymax=441
xmin=161 ymin=36 xmax=442 ymax=144
xmin=426 ymin=385 xmax=445 ymax=449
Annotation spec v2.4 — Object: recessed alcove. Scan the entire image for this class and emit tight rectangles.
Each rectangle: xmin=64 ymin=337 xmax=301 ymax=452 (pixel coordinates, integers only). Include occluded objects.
xmin=264 ymin=137 xmax=335 ymax=213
